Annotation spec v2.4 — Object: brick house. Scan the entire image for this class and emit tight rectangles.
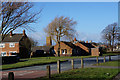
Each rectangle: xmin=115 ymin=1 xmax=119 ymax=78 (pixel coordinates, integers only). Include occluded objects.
xmin=54 ymin=37 xmax=101 ymax=56
xmin=75 ymin=40 xmax=102 ymax=56
xmin=0 ymin=30 xmax=31 ymax=58
xmin=73 ymin=38 xmax=95 ymax=55
xmin=54 ymin=41 xmax=80 ymax=56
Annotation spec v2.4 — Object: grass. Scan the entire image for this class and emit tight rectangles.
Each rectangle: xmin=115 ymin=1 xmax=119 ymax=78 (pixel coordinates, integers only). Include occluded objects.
xmin=96 ymin=60 xmax=120 ymax=67
xmin=1 ymin=52 xmax=120 ymax=70
xmin=1 ymin=57 xmax=66 ymax=70
xmin=34 ymin=68 xmax=120 ymax=80
xmin=103 ymin=52 xmax=120 ymax=56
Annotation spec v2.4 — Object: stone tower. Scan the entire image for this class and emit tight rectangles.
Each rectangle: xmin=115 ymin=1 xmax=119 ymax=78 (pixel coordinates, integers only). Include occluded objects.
xmin=46 ymin=36 xmax=52 ymax=46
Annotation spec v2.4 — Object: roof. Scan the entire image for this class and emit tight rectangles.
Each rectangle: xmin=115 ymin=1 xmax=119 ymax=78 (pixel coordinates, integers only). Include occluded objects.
xmin=32 ymin=46 xmax=53 ymax=52
xmin=79 ymin=42 xmax=95 ymax=48
xmin=1 ymin=34 xmax=23 ymax=42
xmin=61 ymin=41 xmax=76 ymax=48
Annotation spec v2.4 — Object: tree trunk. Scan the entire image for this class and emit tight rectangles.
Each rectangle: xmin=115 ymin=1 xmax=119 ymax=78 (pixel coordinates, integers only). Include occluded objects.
xmin=112 ymin=37 xmax=114 ymax=52
xmin=112 ymin=27 xmax=115 ymax=52
xmin=57 ymin=35 xmax=60 ymax=57
xmin=57 ymin=41 xmax=60 ymax=57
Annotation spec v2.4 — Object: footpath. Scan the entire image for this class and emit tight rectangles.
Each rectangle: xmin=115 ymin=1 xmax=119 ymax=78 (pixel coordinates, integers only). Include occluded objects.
xmin=1 ymin=65 xmax=120 ymax=80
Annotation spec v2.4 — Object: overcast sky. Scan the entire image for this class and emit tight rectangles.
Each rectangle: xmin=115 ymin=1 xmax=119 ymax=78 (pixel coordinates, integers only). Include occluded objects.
xmin=15 ymin=2 xmax=118 ymax=46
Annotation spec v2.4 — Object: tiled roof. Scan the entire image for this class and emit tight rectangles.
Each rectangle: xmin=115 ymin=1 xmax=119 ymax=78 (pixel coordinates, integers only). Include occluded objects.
xmin=79 ymin=42 xmax=95 ymax=48
xmin=1 ymin=34 xmax=23 ymax=42
xmin=61 ymin=41 xmax=76 ymax=48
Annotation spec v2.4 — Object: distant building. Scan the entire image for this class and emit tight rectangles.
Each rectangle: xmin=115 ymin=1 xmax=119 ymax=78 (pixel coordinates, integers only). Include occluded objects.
xmin=32 ymin=36 xmax=54 ymax=57
xmin=113 ymin=43 xmax=120 ymax=51
xmin=116 ymin=43 xmax=120 ymax=50
xmin=0 ymin=30 xmax=31 ymax=58
xmin=32 ymin=46 xmax=54 ymax=57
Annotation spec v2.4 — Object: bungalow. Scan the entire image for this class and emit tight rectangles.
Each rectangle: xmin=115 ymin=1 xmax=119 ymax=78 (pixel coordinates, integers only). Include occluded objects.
xmin=54 ymin=41 xmax=81 ymax=56
xmin=0 ymin=30 xmax=31 ymax=58
xmin=54 ymin=38 xmax=101 ymax=56
xmin=73 ymin=38 xmax=95 ymax=55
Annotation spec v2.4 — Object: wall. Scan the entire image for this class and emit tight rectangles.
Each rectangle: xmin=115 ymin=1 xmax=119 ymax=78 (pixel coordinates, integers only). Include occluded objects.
xmin=0 ymin=42 xmax=19 ymax=56
xmin=54 ymin=42 xmax=73 ymax=56
xmin=91 ymin=48 xmax=100 ymax=56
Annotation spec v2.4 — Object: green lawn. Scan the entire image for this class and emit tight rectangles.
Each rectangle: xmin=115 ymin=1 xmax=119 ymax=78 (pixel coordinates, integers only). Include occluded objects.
xmin=34 ymin=68 xmax=120 ymax=80
xmin=96 ymin=60 xmax=120 ymax=67
xmin=103 ymin=52 xmax=120 ymax=56
xmin=1 ymin=52 xmax=119 ymax=70
xmin=1 ymin=57 xmax=66 ymax=70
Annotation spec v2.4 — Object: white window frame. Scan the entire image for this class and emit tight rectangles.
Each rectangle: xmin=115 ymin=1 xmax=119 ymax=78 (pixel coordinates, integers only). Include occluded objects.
xmin=61 ymin=49 xmax=67 ymax=54
xmin=9 ymin=43 xmax=15 ymax=47
xmin=0 ymin=43 xmax=5 ymax=48
xmin=1 ymin=51 xmax=7 ymax=56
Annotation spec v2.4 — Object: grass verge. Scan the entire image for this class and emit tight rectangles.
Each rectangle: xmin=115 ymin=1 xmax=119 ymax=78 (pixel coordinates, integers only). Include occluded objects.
xmin=34 ymin=68 xmax=120 ymax=80
xmin=94 ymin=60 xmax=120 ymax=67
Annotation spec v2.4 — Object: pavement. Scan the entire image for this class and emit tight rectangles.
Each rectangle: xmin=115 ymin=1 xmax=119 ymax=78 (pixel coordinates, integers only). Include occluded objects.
xmin=1 ymin=65 xmax=120 ymax=80
xmin=1 ymin=70 xmax=57 ymax=80
xmin=113 ymin=73 xmax=120 ymax=80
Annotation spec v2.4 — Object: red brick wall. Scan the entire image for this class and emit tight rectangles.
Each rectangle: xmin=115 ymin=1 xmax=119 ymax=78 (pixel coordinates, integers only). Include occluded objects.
xmin=0 ymin=42 xmax=19 ymax=56
xmin=91 ymin=48 xmax=99 ymax=56
xmin=54 ymin=42 xmax=73 ymax=56
xmin=74 ymin=42 xmax=89 ymax=53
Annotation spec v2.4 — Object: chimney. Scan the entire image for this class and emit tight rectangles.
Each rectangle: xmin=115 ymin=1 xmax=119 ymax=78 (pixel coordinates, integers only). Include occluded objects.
xmin=89 ymin=40 xmax=92 ymax=43
xmin=46 ymin=36 xmax=52 ymax=46
xmin=86 ymin=41 xmax=88 ymax=43
xmin=10 ymin=31 xmax=12 ymax=37
xmin=23 ymin=30 xmax=26 ymax=36
xmin=74 ymin=37 xmax=77 ymax=42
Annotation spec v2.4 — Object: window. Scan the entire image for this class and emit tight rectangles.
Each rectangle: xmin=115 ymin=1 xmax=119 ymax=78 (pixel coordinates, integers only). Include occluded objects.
xmin=0 ymin=43 xmax=5 ymax=48
xmin=1 ymin=52 xmax=6 ymax=56
xmin=9 ymin=43 xmax=15 ymax=47
xmin=9 ymin=51 xmax=17 ymax=56
xmin=61 ymin=49 xmax=67 ymax=54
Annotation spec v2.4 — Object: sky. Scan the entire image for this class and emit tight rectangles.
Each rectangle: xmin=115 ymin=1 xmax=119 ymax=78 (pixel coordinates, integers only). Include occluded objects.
xmin=15 ymin=2 xmax=118 ymax=46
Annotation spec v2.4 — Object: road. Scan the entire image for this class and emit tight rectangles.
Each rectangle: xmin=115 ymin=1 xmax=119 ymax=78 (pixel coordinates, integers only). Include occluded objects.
xmin=1 ymin=55 xmax=120 ymax=80
xmin=3 ymin=55 xmax=120 ymax=71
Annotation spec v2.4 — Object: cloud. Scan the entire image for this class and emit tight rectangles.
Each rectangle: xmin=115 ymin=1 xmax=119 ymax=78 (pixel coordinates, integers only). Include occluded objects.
xmin=77 ymin=31 xmax=101 ymax=42
xmin=28 ymin=32 xmax=47 ymax=46
xmin=27 ymin=30 xmax=102 ymax=46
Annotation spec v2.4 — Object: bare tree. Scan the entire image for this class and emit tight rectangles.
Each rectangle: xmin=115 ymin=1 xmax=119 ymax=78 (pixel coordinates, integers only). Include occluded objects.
xmin=0 ymin=2 xmax=42 ymax=40
xmin=29 ymin=37 xmax=38 ymax=47
xmin=101 ymin=23 xmax=119 ymax=51
xmin=29 ymin=37 xmax=38 ymax=58
xmin=44 ymin=16 xmax=77 ymax=56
